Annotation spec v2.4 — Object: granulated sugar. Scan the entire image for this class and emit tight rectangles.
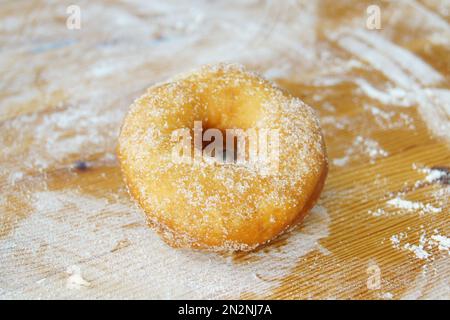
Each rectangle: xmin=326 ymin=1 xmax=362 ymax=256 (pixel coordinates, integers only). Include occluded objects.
xmin=333 ymin=135 xmax=388 ymax=167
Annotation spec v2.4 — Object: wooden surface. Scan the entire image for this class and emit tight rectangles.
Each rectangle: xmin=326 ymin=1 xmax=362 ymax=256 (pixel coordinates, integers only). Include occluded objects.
xmin=0 ymin=0 xmax=449 ymax=299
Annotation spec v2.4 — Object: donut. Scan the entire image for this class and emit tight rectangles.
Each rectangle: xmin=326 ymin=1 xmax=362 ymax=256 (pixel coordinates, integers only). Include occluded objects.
xmin=118 ymin=63 xmax=327 ymax=251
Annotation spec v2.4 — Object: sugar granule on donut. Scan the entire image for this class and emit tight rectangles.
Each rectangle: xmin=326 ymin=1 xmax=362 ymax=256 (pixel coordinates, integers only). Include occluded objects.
xmin=117 ymin=63 xmax=328 ymax=252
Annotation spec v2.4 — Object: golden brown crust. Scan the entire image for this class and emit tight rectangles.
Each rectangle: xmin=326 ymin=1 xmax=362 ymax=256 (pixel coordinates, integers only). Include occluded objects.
xmin=117 ymin=63 xmax=328 ymax=252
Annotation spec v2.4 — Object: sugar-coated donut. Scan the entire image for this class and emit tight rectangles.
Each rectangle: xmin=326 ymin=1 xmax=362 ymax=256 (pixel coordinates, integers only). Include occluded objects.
xmin=118 ymin=63 xmax=327 ymax=252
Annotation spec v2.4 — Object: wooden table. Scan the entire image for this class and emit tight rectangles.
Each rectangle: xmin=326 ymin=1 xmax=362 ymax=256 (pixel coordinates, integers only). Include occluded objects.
xmin=1 ymin=0 xmax=449 ymax=299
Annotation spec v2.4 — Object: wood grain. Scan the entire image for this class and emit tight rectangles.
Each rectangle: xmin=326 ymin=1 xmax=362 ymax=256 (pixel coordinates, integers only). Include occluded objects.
xmin=0 ymin=0 xmax=449 ymax=299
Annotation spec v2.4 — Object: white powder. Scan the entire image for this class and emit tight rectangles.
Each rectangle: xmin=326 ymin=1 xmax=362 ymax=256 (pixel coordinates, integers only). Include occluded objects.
xmin=369 ymin=208 xmax=385 ymax=217
xmin=8 ymin=171 xmax=24 ymax=186
xmin=332 ymin=27 xmax=450 ymax=143
xmin=430 ymin=235 xmax=450 ymax=253
xmin=1 ymin=0 xmax=449 ymax=299
xmin=381 ymin=292 xmax=394 ymax=300
xmin=386 ymin=197 xmax=442 ymax=214
xmin=0 ymin=190 xmax=330 ymax=299
xmin=363 ymin=104 xmax=415 ymax=130
xmin=390 ymin=235 xmax=400 ymax=248
xmin=66 ymin=265 xmax=91 ymax=289
xmin=391 ymin=230 xmax=449 ymax=261
xmin=333 ymin=135 xmax=388 ymax=167
xmin=332 ymin=156 xmax=350 ymax=167
xmin=424 ymin=169 xmax=446 ymax=183
xmin=390 ymin=233 xmax=408 ymax=249
xmin=404 ymin=243 xmax=430 ymax=260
